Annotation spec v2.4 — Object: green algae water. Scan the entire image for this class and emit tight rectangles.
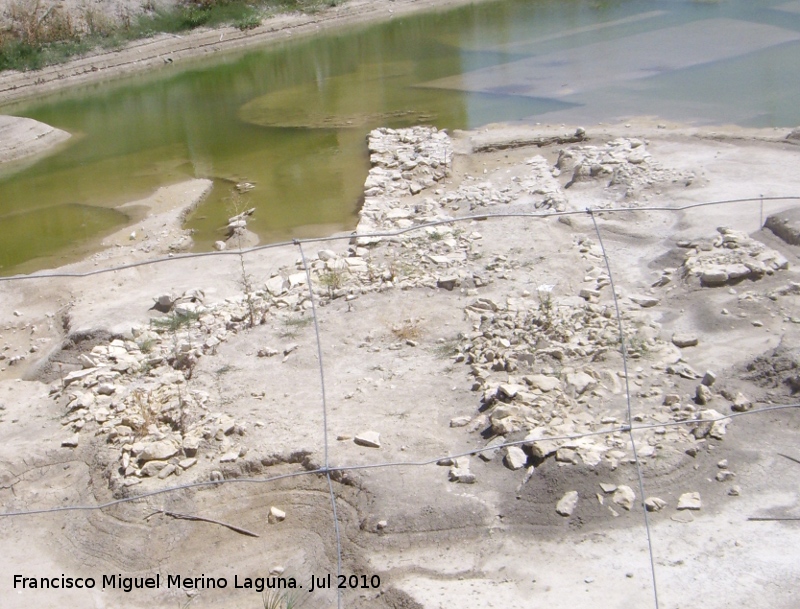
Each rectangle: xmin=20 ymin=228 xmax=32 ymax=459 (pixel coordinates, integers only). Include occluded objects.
xmin=1 ymin=0 xmax=799 ymax=274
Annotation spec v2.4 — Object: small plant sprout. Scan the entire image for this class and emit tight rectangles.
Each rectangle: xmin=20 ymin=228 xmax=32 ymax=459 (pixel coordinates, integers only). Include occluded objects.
xmin=279 ymin=315 xmax=312 ymax=339
xmin=227 ymin=189 xmax=259 ymax=327
xmin=537 ymin=283 xmax=555 ymax=310
xmin=390 ymin=317 xmax=422 ymax=341
xmin=317 ymin=266 xmax=346 ymax=298
xmin=262 ymin=586 xmax=306 ymax=609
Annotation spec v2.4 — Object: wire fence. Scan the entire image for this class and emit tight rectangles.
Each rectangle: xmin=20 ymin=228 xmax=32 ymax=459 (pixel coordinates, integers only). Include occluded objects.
xmin=1 ymin=194 xmax=800 ymax=609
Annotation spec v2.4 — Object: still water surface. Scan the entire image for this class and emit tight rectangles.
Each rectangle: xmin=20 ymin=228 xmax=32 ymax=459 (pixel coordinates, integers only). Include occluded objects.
xmin=1 ymin=0 xmax=799 ymax=274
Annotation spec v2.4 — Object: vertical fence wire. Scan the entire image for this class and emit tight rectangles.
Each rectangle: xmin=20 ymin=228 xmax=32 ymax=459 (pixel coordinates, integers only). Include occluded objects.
xmin=296 ymin=240 xmax=343 ymax=609
xmin=589 ymin=209 xmax=661 ymax=609
xmin=1 ymin=196 xmax=800 ymax=607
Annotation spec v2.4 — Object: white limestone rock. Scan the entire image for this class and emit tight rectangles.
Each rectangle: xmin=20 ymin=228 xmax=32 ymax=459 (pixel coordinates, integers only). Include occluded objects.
xmin=354 ymin=431 xmax=381 ymax=448
xmin=645 ymin=497 xmax=667 ymax=512
xmin=677 ymin=492 xmax=702 ymax=511
xmin=269 ymin=506 xmax=286 ymax=523
xmin=556 ymin=491 xmax=579 ymax=517
xmin=612 ymin=485 xmax=636 ymax=511
xmin=139 ymin=440 xmax=178 ymax=463
xmin=504 ymin=446 xmax=528 ymax=470
xmin=449 ymin=457 xmax=476 ymax=484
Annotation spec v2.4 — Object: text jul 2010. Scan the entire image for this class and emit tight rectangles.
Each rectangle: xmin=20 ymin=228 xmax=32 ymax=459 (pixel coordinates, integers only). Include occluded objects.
xmin=12 ymin=573 xmax=382 ymax=593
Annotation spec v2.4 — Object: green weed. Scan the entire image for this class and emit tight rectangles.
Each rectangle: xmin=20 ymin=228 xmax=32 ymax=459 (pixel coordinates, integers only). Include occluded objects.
xmin=433 ymin=337 xmax=460 ymax=359
xmin=234 ymin=13 xmax=262 ymax=30
xmin=0 ymin=0 xmax=330 ymax=72
xmin=279 ymin=315 xmax=312 ymax=338
xmin=151 ymin=310 xmax=201 ymax=332
xmin=317 ymin=267 xmax=346 ymax=297
xmin=262 ymin=587 xmax=306 ymax=609
xmin=138 ymin=337 xmax=156 ymax=354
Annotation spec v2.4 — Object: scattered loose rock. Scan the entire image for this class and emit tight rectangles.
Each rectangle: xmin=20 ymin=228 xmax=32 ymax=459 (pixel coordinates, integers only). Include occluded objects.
xmin=677 ymin=492 xmax=702 ymax=511
xmin=631 ymin=295 xmax=659 ymax=308
xmin=449 ymin=457 xmax=476 ymax=484
xmin=559 ymin=137 xmax=693 ymax=199
xmin=645 ymin=497 xmax=667 ymax=512
xmin=269 ymin=506 xmax=286 ymax=523
xmin=556 ymin=491 xmax=579 ymax=517
xmin=61 ymin=435 xmax=80 ymax=448
xmin=612 ymin=485 xmax=636 ymax=511
xmin=682 ymin=227 xmax=788 ymax=287
xmin=730 ymin=392 xmax=752 ymax=412
xmin=695 ymin=384 xmax=713 ymax=406
xmin=504 ymin=446 xmax=528 ymax=470
xmin=672 ymin=334 xmax=698 ymax=348
xmin=354 ymin=431 xmax=381 ymax=448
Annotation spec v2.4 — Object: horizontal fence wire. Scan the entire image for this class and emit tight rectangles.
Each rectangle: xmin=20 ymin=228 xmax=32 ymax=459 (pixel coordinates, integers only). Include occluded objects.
xmin=0 ymin=403 xmax=796 ymax=519
xmin=1 ymin=195 xmax=798 ymax=283
xmin=1 ymin=193 xmax=799 ymax=609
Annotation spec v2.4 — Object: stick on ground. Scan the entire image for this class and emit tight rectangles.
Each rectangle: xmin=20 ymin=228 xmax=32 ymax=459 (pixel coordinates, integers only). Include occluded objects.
xmin=777 ymin=452 xmax=800 ymax=466
xmin=145 ymin=509 xmax=259 ymax=537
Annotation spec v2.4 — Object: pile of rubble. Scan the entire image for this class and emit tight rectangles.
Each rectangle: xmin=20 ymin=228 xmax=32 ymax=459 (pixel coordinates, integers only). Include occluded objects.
xmin=357 ymin=126 xmax=453 ymax=243
xmin=448 ymin=293 xmax=672 ymax=471
xmin=364 ymin=126 xmax=452 ymax=196
xmin=681 ymin=227 xmax=789 ymax=287
xmin=357 ymin=127 xmax=571 ymax=245
xmin=51 ymin=126 xmax=770 ymax=496
xmin=441 ymin=286 xmax=750 ymax=484
xmin=52 ymin=232 xmax=485 ymax=492
xmin=52 ymin=220 xmax=480 ymax=491
xmin=436 ymin=155 xmax=567 ymax=213
xmin=557 ymin=138 xmax=694 ymax=199
xmin=54 ymin=286 xmax=312 ymax=491
xmin=303 ymin=128 xmax=755 ymax=483
xmin=357 ymin=130 xmax=700 ymax=245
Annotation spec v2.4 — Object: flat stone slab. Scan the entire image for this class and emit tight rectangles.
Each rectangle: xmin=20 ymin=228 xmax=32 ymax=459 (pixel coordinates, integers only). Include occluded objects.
xmin=673 ymin=334 xmax=699 ymax=348
xmin=504 ymin=446 xmax=528 ymax=470
xmin=765 ymin=207 xmax=800 ymax=246
xmin=677 ymin=492 xmax=702 ymax=511
xmin=631 ymin=295 xmax=660 ymax=308
xmin=556 ymin=491 xmax=579 ymax=516
xmin=139 ymin=440 xmax=179 ymax=463
xmin=354 ymin=431 xmax=381 ymax=448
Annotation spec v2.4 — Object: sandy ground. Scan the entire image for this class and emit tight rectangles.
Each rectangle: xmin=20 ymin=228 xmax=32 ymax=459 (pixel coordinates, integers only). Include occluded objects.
xmin=0 ymin=118 xmax=799 ymax=609
xmin=0 ymin=114 xmax=70 ymax=163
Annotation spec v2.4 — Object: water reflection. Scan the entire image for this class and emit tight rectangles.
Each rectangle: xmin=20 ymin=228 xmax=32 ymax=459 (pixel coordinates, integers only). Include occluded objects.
xmin=0 ymin=0 xmax=798 ymax=273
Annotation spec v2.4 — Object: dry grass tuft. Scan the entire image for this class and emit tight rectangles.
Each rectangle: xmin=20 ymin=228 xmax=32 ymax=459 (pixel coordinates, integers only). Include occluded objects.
xmin=390 ymin=317 xmax=423 ymax=341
